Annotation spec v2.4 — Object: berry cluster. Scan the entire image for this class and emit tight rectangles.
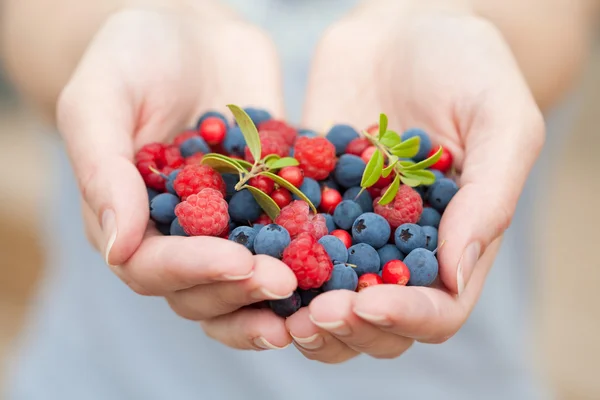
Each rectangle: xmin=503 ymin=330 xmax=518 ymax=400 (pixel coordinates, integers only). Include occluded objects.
xmin=139 ymin=105 xmax=458 ymax=318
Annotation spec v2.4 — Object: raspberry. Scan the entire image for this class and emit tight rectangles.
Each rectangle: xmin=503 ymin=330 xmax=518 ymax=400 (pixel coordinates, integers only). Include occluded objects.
xmin=173 ymin=129 xmax=200 ymax=147
xmin=275 ymin=200 xmax=328 ymax=240
xmin=174 ymin=188 xmax=229 ymax=236
xmin=164 ymin=144 xmax=185 ymax=169
xmin=282 ymin=232 xmax=333 ymax=290
xmin=135 ymin=143 xmax=169 ymax=191
xmin=173 ymin=164 xmax=226 ymax=200
xmin=345 ymin=137 xmax=371 ymax=156
xmin=258 ymin=119 xmax=297 ymax=145
xmin=244 ymin=130 xmax=290 ymax=163
xmin=374 ymin=184 xmax=423 ymax=229
xmin=293 ymin=137 xmax=336 ymax=180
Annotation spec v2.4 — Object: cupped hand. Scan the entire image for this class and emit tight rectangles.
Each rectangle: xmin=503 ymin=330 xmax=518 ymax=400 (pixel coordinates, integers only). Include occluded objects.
xmin=57 ymin=6 xmax=296 ymax=351
xmin=289 ymin=2 xmax=545 ymax=362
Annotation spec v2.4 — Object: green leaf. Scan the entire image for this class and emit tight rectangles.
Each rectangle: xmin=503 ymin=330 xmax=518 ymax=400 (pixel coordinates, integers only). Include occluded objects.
xmin=227 ymin=104 xmax=261 ymax=164
xmin=260 ymin=171 xmax=318 ymax=213
xmin=360 ymin=149 xmax=384 ymax=188
xmin=390 ymin=136 xmax=420 ymax=158
xmin=404 ymin=146 xmax=443 ymax=171
xmin=378 ymin=113 xmax=388 ymax=139
xmin=202 ymin=153 xmax=252 ymax=171
xmin=382 ymin=156 xmax=398 ymax=178
xmin=402 ymin=169 xmax=436 ymax=185
xmin=379 ymin=130 xmax=401 ymax=148
xmin=378 ymin=174 xmax=400 ymax=205
xmin=399 ymin=175 xmax=422 ymax=187
xmin=201 ymin=154 xmax=245 ymax=174
xmin=244 ymin=185 xmax=281 ymax=220
xmin=263 ymin=154 xmax=280 ymax=165
xmin=266 ymin=157 xmax=300 ymax=170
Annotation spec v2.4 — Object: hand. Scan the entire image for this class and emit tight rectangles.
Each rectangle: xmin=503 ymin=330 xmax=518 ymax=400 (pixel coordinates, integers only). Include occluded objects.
xmin=57 ymin=6 xmax=297 ymax=351
xmin=288 ymin=1 xmax=544 ymax=362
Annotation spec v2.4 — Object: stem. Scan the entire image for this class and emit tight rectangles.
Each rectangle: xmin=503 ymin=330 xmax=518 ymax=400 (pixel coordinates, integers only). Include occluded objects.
xmin=234 ymin=163 xmax=266 ymax=190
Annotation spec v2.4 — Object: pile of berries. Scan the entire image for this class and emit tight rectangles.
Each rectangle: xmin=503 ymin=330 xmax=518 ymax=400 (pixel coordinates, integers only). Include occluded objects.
xmin=139 ymin=106 xmax=458 ymax=318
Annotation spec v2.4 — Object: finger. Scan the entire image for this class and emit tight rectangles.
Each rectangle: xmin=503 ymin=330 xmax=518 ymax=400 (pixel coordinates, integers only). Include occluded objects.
xmin=201 ymin=308 xmax=291 ymax=351
xmin=166 ymin=255 xmax=297 ymax=320
xmin=286 ymin=307 xmax=358 ymax=364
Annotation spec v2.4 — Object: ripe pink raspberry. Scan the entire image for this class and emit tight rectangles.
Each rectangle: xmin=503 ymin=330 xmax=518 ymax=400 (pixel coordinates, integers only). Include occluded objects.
xmin=135 ymin=143 xmax=170 ymax=191
xmin=174 ymin=188 xmax=229 ymax=236
xmin=244 ymin=130 xmax=290 ymax=163
xmin=374 ymin=184 xmax=423 ymax=229
xmin=173 ymin=164 xmax=226 ymax=200
xmin=275 ymin=200 xmax=328 ymax=240
xmin=257 ymin=120 xmax=297 ymax=145
xmin=293 ymin=136 xmax=336 ymax=180
xmin=164 ymin=144 xmax=185 ymax=169
xmin=282 ymin=232 xmax=333 ymax=290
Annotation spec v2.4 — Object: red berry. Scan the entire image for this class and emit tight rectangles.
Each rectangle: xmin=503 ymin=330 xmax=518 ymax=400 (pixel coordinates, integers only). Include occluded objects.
xmin=173 ymin=129 xmax=199 ymax=147
xmin=199 ymin=117 xmax=227 ymax=145
xmin=173 ymin=164 xmax=226 ymax=200
xmin=361 ymin=146 xmax=377 ymax=163
xmin=366 ymin=124 xmax=379 ymax=135
xmin=271 ymin=188 xmax=293 ymax=208
xmin=174 ymin=188 xmax=229 ymax=236
xmin=345 ymin=137 xmax=371 ymax=156
xmin=275 ymin=200 xmax=328 ymax=239
xmin=185 ymin=152 xmax=204 ymax=165
xmin=244 ymin=131 xmax=290 ymax=163
xmin=164 ymin=144 xmax=185 ymax=169
xmin=373 ymin=174 xmax=392 ymax=189
xmin=319 ymin=187 xmax=342 ymax=214
xmin=249 ymin=175 xmax=275 ymax=195
xmin=356 ymin=273 xmax=383 ymax=292
xmin=282 ymin=232 xmax=333 ymax=290
xmin=381 ymin=260 xmax=411 ymax=285
xmin=367 ymin=186 xmax=382 ymax=198
xmin=330 ymin=229 xmax=352 ymax=248
xmin=278 ymin=166 xmax=304 ymax=188
xmin=293 ymin=136 xmax=336 ymax=180
xmin=258 ymin=119 xmax=297 ymax=145
xmin=374 ymin=184 xmax=423 ymax=229
xmin=255 ymin=213 xmax=273 ymax=225
xmin=429 ymin=146 xmax=453 ymax=173
xmin=135 ymin=143 xmax=169 ymax=191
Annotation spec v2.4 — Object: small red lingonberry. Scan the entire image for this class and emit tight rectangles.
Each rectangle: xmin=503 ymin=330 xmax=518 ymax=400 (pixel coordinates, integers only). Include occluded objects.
xmin=381 ymin=260 xmax=411 ymax=286
xmin=278 ymin=166 xmax=304 ymax=188
xmin=361 ymin=146 xmax=377 ymax=164
xmin=199 ymin=117 xmax=227 ymax=145
xmin=345 ymin=138 xmax=371 ymax=157
xmin=330 ymin=229 xmax=352 ymax=248
xmin=356 ymin=273 xmax=383 ymax=292
xmin=319 ymin=187 xmax=342 ymax=214
xmin=429 ymin=146 xmax=453 ymax=173
xmin=271 ymin=188 xmax=293 ymax=208
xmin=249 ymin=175 xmax=275 ymax=195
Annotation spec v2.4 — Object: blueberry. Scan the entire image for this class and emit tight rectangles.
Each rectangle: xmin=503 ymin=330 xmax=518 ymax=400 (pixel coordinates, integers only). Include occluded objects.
xmin=170 ymin=218 xmax=188 ymax=236
xmin=318 ymin=235 xmax=349 ymax=264
xmin=377 ymin=244 xmax=405 ymax=269
xmin=347 ymin=243 xmax=380 ymax=276
xmin=333 ymin=200 xmax=363 ymax=230
xmin=320 ymin=176 xmax=341 ymax=192
xmin=229 ymin=189 xmax=262 ymax=223
xmin=294 ymin=177 xmax=321 ymax=208
xmin=222 ymin=126 xmax=247 ymax=157
xmin=289 ymin=147 xmax=295 ymax=157
xmin=165 ymin=169 xmax=181 ymax=195
xmin=401 ymin=128 xmax=432 ymax=162
xmin=298 ymin=129 xmax=318 ymax=138
xmin=342 ymin=186 xmax=373 ymax=213
xmin=156 ymin=222 xmax=171 ymax=236
xmin=149 ymin=193 xmax=180 ymax=224
xmin=269 ymin=291 xmax=302 ymax=318
xmin=394 ymin=223 xmax=427 ymax=254
xmin=252 ymin=223 xmax=265 ymax=233
xmin=418 ymin=207 xmax=441 ymax=228
xmin=404 ymin=248 xmax=439 ymax=286
xmin=334 ymin=154 xmax=366 ymax=188
xmin=298 ymin=288 xmax=321 ymax=306
xmin=422 ymin=226 xmax=438 ymax=252
xmin=427 ymin=178 xmax=458 ymax=213
xmin=430 ymin=169 xmax=445 ymax=182
xmin=321 ymin=213 xmax=337 ymax=232
xmin=222 ymin=173 xmax=239 ymax=201
xmin=197 ymin=111 xmax=228 ymax=127
xmin=326 ymin=124 xmax=360 ymax=156
xmin=254 ymin=224 xmax=291 ymax=259
xmin=243 ymin=107 xmax=272 ymax=126
xmin=147 ymin=187 xmax=160 ymax=203
xmin=180 ymin=137 xmax=210 ymax=157
xmin=228 ymin=226 xmax=258 ymax=252
xmin=352 ymin=212 xmax=391 ymax=249
xmin=229 ymin=220 xmax=238 ymax=232
xmin=322 ymin=264 xmax=358 ymax=291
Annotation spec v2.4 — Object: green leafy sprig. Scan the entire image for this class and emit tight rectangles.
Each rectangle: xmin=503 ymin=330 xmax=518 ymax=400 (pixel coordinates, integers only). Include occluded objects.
xmin=360 ymin=113 xmax=443 ymax=206
xmin=201 ymin=105 xmax=316 ymax=220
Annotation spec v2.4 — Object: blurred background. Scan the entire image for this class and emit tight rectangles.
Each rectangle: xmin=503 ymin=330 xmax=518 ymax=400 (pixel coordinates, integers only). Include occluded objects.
xmin=0 ymin=35 xmax=599 ymax=400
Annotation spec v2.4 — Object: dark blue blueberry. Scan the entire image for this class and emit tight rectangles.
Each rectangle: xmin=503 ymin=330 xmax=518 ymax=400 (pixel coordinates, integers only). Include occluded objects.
xmin=149 ymin=193 xmax=180 ymax=224
xmin=165 ymin=169 xmax=181 ymax=195
xmin=377 ymin=244 xmax=404 ymax=269
xmin=180 ymin=137 xmax=210 ymax=157
xmin=222 ymin=126 xmax=247 ymax=157
xmin=298 ymin=288 xmax=321 ymax=307
xmin=427 ymin=178 xmax=458 ymax=213
xmin=298 ymin=129 xmax=318 ymax=138
xmin=156 ymin=222 xmax=171 ymax=236
xmin=334 ymin=154 xmax=366 ymax=188
xmin=221 ymin=173 xmax=239 ymax=201
xmin=318 ymin=235 xmax=349 ymax=264
xmin=430 ymin=169 xmax=445 ymax=182
xmin=322 ymin=213 xmax=337 ymax=232
xmin=326 ymin=124 xmax=360 ymax=156
xmin=243 ymin=107 xmax=272 ymax=126
xmin=293 ymin=177 xmax=321 ymax=208
xmin=320 ymin=176 xmax=341 ymax=192
xmin=422 ymin=226 xmax=438 ymax=252
xmin=229 ymin=189 xmax=262 ymax=223
xmin=342 ymin=186 xmax=373 ymax=213
xmin=229 ymin=226 xmax=258 ymax=252
xmin=254 ymin=224 xmax=291 ymax=259
xmin=269 ymin=291 xmax=302 ymax=318
xmin=229 ymin=220 xmax=238 ymax=232
xmin=197 ymin=111 xmax=228 ymax=128
xmin=347 ymin=243 xmax=380 ymax=276
xmin=322 ymin=264 xmax=358 ymax=291
xmin=401 ymin=128 xmax=432 ymax=161
xmin=418 ymin=207 xmax=441 ymax=228
xmin=351 ymin=212 xmax=391 ymax=249
xmin=413 ymin=185 xmax=426 ymax=201
xmin=289 ymin=147 xmax=295 ymax=157
xmin=333 ymin=200 xmax=363 ymax=230
xmin=394 ymin=223 xmax=427 ymax=254
xmin=252 ymin=223 xmax=265 ymax=233
xmin=147 ymin=187 xmax=160 ymax=203
xmin=404 ymin=248 xmax=439 ymax=286
xmin=170 ymin=218 xmax=188 ymax=236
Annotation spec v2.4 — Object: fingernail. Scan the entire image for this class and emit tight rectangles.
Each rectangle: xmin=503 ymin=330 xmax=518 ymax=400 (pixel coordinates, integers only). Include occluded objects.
xmin=354 ymin=310 xmax=393 ymax=327
xmin=221 ymin=270 xmax=254 ymax=281
xmin=250 ymin=288 xmax=294 ymax=301
xmin=309 ymin=314 xmax=351 ymax=336
xmin=253 ymin=337 xmax=288 ymax=350
xmin=101 ymin=210 xmax=117 ymax=266
xmin=291 ymin=333 xmax=324 ymax=350
xmin=457 ymin=241 xmax=481 ymax=295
